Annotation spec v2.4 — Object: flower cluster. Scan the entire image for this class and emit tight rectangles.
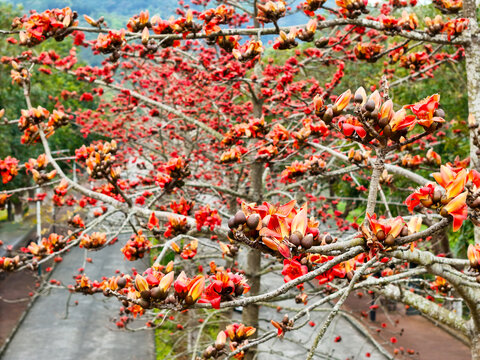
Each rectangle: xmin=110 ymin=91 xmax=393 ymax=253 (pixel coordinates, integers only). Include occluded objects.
xmin=155 ymin=157 xmax=190 ymax=192
xmin=426 ymin=149 xmax=442 ymax=166
xmin=257 ymin=1 xmax=286 ymax=24
xmin=312 ymin=253 xmax=357 ymax=285
xmin=388 ymin=43 xmax=408 ymax=64
xmin=380 ymin=12 xmax=418 ymax=33
xmin=297 ymin=19 xmax=318 ymax=42
xmin=405 ymin=165 xmax=480 ymax=231
xmin=131 ymin=269 xmax=204 ymax=309
xmin=79 ymin=232 xmax=107 ymax=250
xmin=53 ymin=179 xmax=69 ymax=206
xmin=430 ymin=276 xmax=451 ymax=293
xmin=280 ymin=155 xmax=327 ymax=183
xmin=282 ymin=257 xmax=308 ymax=283
xmin=280 ymin=161 xmax=309 ymax=183
xmin=24 ymin=154 xmax=56 ymax=185
xmin=27 ymin=233 xmax=67 ymax=256
xmin=46 ymin=110 xmax=69 ymax=129
xmin=282 ymin=250 xmax=358 ymax=287
xmin=0 ymin=255 xmax=21 ymax=272
xmin=271 ymin=314 xmax=294 ymax=337
xmin=202 ymin=323 xmax=256 ymax=359
xmin=432 ymin=0 xmax=463 ymax=13
xmin=68 ymin=214 xmax=85 ymax=228
xmin=399 ymin=52 xmax=429 ymax=71
xmin=354 ymin=42 xmax=384 ymax=62
xmin=222 ymin=117 xmax=267 ymax=145
xmin=199 ymin=5 xmax=234 ymax=34
xmin=225 ymin=324 xmax=256 ymax=357
xmin=195 ymin=205 xmax=222 ymax=232
xmin=216 ymin=35 xmax=240 ymax=53
xmin=94 ymin=30 xmax=126 ymax=58
xmin=149 ymin=12 xmax=199 ymax=48
xmin=18 ymin=106 xmax=55 ymax=144
xmin=79 ymin=140 xmax=118 ymax=180
xmin=303 ymin=0 xmax=327 ymax=17
xmin=10 ymin=61 xmax=29 ymax=85
xmin=169 ymin=10 xmax=203 ymax=36
xmin=120 ymin=230 xmax=152 ymax=261
xmin=170 ymin=197 xmax=195 ymax=216
xmin=228 ymin=201 xmax=320 ymax=258
xmin=335 ymin=0 xmax=369 ymax=19
xmin=164 ymin=216 xmax=190 ymax=238
xmin=425 ymin=15 xmax=468 ymax=39
xmin=232 ymin=40 xmax=263 ymax=63
xmin=0 ymin=156 xmax=18 ymax=184
xmin=468 ymin=244 xmax=480 ymax=270
xmin=379 ymin=169 xmax=394 ymax=186
xmin=199 ymin=268 xmax=250 ymax=309
xmin=220 ymin=146 xmax=247 ymax=163
xmin=0 ymin=193 xmax=11 ymax=210
xmin=322 ymin=88 xmax=445 ymax=145
xmin=201 ymin=331 xmax=227 ymax=359
xmin=273 ymin=28 xmax=298 ymax=50
xmin=347 ymin=149 xmax=370 ymax=165
xmin=360 ymin=214 xmax=421 ymax=251
xmin=73 ymin=274 xmax=103 ymax=295
xmin=171 ymin=239 xmax=198 ymax=260
xmin=126 ymin=10 xmax=150 ymax=32
xmin=401 ymin=154 xmax=423 ymax=169
xmin=294 ymin=117 xmax=329 ymax=141
xmin=12 ymin=7 xmax=78 ymax=46
xmin=219 ymin=242 xmax=239 ymax=258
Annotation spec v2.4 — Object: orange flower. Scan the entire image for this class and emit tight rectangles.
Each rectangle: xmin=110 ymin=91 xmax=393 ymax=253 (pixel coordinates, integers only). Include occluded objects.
xmin=404 ymin=94 xmax=444 ymax=129
xmin=442 ymin=191 xmax=468 ymax=232
xmin=467 ymin=244 xmax=480 ymax=268
xmin=147 ymin=212 xmax=159 ymax=230
xmin=180 ymin=240 xmax=198 ymax=260
xmin=333 ymin=89 xmax=351 ymax=113
xmin=389 ymin=109 xmax=416 ymax=132
xmin=432 ymin=165 xmax=466 ymax=199
xmin=186 ymin=275 xmax=205 ymax=304
xmin=232 ymin=40 xmax=263 ymax=63
xmin=257 ymin=1 xmax=286 ymax=23
xmin=426 ymin=149 xmax=442 ymax=166
xmin=135 ymin=274 xmax=149 ymax=293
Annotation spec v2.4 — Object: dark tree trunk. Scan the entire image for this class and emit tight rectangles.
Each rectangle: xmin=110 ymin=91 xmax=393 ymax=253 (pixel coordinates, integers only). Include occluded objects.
xmin=7 ymin=199 xmax=14 ymax=221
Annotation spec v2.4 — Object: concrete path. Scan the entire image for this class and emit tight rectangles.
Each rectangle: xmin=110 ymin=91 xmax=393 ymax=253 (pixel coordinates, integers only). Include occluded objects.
xmin=1 ymin=236 xmax=155 ymax=360
xmin=253 ymin=270 xmax=388 ymax=360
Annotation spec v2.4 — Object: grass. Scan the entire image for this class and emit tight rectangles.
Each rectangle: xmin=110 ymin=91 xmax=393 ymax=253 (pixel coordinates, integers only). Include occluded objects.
xmin=155 ymin=326 xmax=175 ymax=359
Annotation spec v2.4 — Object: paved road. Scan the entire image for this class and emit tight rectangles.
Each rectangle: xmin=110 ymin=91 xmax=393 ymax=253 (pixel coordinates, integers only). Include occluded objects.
xmin=1 ymin=236 xmax=155 ymax=360
xmin=254 ymin=270 xmax=388 ymax=360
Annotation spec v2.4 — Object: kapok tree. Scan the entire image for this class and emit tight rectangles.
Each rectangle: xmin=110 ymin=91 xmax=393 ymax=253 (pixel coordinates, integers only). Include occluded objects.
xmin=1 ymin=0 xmax=480 ymax=359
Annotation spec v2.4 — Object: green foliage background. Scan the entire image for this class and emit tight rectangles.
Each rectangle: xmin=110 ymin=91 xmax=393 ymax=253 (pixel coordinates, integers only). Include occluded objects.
xmin=0 ymin=2 xmax=101 ymax=196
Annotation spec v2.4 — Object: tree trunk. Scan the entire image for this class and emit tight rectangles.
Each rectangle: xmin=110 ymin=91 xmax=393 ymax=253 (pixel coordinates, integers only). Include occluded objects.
xmin=7 ymin=199 xmax=14 ymax=221
xmin=27 ymin=189 xmax=35 ymax=212
xmin=472 ymin=334 xmax=480 ymax=360
xmin=430 ymin=224 xmax=451 ymax=256
xmin=464 ymin=0 xmax=480 ymax=243
xmin=13 ymin=199 xmax=23 ymax=222
xmin=227 ymin=173 xmax=238 ymax=214
xmin=242 ymin=162 xmax=264 ymax=360
xmin=242 ymin=11 xmax=264 ymax=355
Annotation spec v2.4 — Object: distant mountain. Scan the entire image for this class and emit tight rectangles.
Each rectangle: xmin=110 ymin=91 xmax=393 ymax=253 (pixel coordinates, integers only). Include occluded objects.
xmin=3 ymin=0 xmax=319 ymax=28
xmin=2 ymin=0 xmax=329 ymax=64
xmin=3 ymin=0 xmax=178 ymax=28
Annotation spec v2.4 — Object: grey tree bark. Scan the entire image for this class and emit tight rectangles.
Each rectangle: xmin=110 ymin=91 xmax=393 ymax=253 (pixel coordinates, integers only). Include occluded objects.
xmin=242 ymin=30 xmax=265 ymax=356
xmin=464 ymin=0 xmax=480 ymax=244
